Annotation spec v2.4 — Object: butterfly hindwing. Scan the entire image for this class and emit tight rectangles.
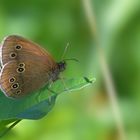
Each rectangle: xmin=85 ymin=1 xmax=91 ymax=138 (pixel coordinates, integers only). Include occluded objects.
xmin=0 ymin=59 xmax=54 ymax=98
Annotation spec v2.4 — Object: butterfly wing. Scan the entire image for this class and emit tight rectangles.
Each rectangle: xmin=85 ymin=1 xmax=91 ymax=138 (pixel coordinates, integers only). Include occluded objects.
xmin=0 ymin=35 xmax=56 ymax=67
xmin=0 ymin=35 xmax=60 ymax=98
xmin=0 ymin=60 xmax=54 ymax=98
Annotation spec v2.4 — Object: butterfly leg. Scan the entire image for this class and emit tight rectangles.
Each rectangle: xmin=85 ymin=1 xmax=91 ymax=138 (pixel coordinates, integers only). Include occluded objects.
xmin=59 ymin=74 xmax=70 ymax=93
xmin=47 ymin=82 xmax=59 ymax=104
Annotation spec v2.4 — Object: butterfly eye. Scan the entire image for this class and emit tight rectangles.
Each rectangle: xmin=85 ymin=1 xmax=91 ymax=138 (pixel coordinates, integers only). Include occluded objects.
xmin=11 ymin=83 xmax=19 ymax=89
xmin=16 ymin=67 xmax=25 ymax=73
xmin=18 ymin=63 xmax=25 ymax=67
xmin=9 ymin=77 xmax=16 ymax=83
xmin=9 ymin=52 xmax=17 ymax=58
xmin=15 ymin=45 xmax=22 ymax=50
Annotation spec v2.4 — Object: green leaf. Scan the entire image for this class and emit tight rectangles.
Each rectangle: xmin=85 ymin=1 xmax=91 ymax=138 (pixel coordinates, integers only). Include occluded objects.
xmin=0 ymin=120 xmax=21 ymax=138
xmin=0 ymin=77 xmax=95 ymax=120
xmin=0 ymin=119 xmax=17 ymax=128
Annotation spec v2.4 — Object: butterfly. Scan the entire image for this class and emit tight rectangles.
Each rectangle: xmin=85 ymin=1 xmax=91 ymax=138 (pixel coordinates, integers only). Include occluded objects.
xmin=0 ymin=35 xmax=66 ymax=99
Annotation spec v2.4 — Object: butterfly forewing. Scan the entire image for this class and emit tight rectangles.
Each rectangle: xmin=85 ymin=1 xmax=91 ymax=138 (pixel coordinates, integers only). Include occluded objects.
xmin=1 ymin=35 xmax=56 ymax=67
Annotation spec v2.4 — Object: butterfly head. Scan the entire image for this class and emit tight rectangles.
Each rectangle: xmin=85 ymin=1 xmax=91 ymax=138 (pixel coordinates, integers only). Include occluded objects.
xmin=57 ymin=61 xmax=66 ymax=72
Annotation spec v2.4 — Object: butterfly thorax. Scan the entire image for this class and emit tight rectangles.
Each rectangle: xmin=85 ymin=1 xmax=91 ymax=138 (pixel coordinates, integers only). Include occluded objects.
xmin=49 ymin=61 xmax=66 ymax=82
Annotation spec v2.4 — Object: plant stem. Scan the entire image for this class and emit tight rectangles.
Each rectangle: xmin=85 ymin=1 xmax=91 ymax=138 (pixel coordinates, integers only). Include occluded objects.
xmin=82 ymin=0 xmax=126 ymax=140
xmin=0 ymin=120 xmax=21 ymax=138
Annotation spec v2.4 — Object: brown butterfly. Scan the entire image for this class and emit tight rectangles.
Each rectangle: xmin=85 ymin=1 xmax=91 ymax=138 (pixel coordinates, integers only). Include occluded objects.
xmin=0 ymin=35 xmax=66 ymax=99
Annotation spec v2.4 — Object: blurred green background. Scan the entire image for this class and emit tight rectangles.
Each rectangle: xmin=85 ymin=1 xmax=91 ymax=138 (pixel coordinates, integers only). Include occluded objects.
xmin=0 ymin=0 xmax=140 ymax=140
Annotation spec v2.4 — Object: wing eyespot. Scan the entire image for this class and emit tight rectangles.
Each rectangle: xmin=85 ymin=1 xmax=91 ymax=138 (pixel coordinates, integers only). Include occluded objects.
xmin=16 ymin=67 xmax=25 ymax=73
xmin=9 ymin=77 xmax=16 ymax=83
xmin=15 ymin=45 xmax=22 ymax=50
xmin=11 ymin=83 xmax=19 ymax=89
xmin=16 ymin=90 xmax=21 ymax=95
xmin=9 ymin=52 xmax=17 ymax=58
xmin=18 ymin=63 xmax=25 ymax=67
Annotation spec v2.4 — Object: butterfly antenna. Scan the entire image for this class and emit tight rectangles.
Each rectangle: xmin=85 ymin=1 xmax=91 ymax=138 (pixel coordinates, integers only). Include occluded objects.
xmin=61 ymin=42 xmax=70 ymax=60
xmin=61 ymin=43 xmax=79 ymax=63
xmin=63 ymin=58 xmax=79 ymax=63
